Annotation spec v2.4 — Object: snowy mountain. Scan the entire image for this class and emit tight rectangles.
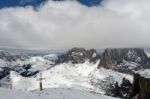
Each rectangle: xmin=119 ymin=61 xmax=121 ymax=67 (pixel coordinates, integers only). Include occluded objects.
xmin=0 ymin=49 xmax=60 ymax=79
xmin=0 ymin=47 xmax=150 ymax=99
xmin=9 ymin=61 xmax=132 ymax=92
xmin=99 ymin=48 xmax=150 ymax=74
xmin=57 ymin=48 xmax=99 ymax=64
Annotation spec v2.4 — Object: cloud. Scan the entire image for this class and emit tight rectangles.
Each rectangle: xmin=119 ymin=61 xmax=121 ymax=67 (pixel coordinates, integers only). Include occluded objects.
xmin=0 ymin=0 xmax=150 ymax=49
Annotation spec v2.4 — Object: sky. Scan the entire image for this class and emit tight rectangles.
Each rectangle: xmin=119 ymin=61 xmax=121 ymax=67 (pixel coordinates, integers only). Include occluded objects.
xmin=0 ymin=0 xmax=150 ymax=49
xmin=0 ymin=0 xmax=102 ymax=8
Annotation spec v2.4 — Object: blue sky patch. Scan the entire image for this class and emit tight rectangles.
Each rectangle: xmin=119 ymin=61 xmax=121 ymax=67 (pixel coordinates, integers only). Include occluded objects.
xmin=78 ymin=0 xmax=103 ymax=7
xmin=0 ymin=0 xmax=103 ymax=9
xmin=0 ymin=0 xmax=47 ymax=9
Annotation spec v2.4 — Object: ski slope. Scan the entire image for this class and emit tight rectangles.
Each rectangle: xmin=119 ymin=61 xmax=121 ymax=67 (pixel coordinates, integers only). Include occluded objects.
xmin=9 ymin=59 xmax=133 ymax=94
xmin=0 ymin=88 xmax=119 ymax=99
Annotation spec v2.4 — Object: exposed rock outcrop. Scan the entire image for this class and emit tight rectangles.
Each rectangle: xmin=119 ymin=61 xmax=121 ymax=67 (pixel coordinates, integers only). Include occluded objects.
xmin=18 ymin=64 xmax=38 ymax=77
xmin=57 ymin=47 xmax=99 ymax=64
xmin=98 ymin=48 xmax=149 ymax=74
xmin=128 ymin=73 xmax=150 ymax=99
xmin=0 ymin=67 xmax=12 ymax=79
xmin=20 ymin=70 xmax=39 ymax=77
xmin=0 ymin=64 xmax=39 ymax=79
xmin=108 ymin=78 xmax=132 ymax=98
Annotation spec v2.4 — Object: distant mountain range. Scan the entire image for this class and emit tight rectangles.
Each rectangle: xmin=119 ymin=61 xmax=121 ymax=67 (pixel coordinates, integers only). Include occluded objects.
xmin=0 ymin=47 xmax=150 ymax=99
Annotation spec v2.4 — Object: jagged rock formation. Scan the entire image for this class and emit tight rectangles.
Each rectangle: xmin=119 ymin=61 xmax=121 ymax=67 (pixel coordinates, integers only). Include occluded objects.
xmin=128 ymin=73 xmax=150 ymax=99
xmin=108 ymin=78 xmax=132 ymax=98
xmin=98 ymin=48 xmax=149 ymax=74
xmin=57 ymin=47 xmax=99 ymax=64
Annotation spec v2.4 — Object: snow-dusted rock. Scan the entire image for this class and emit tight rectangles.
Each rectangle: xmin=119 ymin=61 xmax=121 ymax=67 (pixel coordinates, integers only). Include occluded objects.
xmin=129 ymin=72 xmax=150 ymax=99
xmin=98 ymin=48 xmax=149 ymax=74
xmin=57 ymin=48 xmax=99 ymax=64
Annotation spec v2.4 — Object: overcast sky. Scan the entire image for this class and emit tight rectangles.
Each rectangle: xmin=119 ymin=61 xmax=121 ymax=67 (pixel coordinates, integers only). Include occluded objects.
xmin=0 ymin=0 xmax=150 ymax=49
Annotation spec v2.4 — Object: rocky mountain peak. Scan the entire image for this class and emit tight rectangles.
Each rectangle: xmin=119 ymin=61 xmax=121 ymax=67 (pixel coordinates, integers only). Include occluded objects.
xmin=57 ymin=47 xmax=99 ymax=64
xmin=98 ymin=48 xmax=149 ymax=73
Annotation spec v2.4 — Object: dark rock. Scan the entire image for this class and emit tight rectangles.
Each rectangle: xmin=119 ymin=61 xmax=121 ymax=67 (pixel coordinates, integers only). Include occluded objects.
xmin=57 ymin=48 xmax=99 ymax=64
xmin=0 ymin=67 xmax=12 ymax=79
xmin=0 ymin=63 xmax=38 ymax=78
xmin=108 ymin=78 xmax=132 ymax=98
xmin=98 ymin=48 xmax=149 ymax=73
xmin=22 ymin=64 xmax=31 ymax=70
xmin=21 ymin=64 xmax=38 ymax=77
xmin=128 ymin=74 xmax=150 ymax=99
xmin=20 ymin=70 xmax=39 ymax=77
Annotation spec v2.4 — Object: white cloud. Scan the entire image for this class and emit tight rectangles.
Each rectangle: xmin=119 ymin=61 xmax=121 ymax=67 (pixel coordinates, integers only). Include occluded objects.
xmin=0 ymin=0 xmax=150 ymax=49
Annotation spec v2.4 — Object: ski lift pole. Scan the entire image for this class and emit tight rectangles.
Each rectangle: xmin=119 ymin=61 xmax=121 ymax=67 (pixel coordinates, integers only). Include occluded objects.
xmin=39 ymin=73 xmax=43 ymax=91
xmin=37 ymin=72 xmax=45 ymax=91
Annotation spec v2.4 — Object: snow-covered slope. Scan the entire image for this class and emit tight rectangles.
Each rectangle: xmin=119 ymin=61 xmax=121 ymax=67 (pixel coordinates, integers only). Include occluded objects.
xmin=9 ymin=60 xmax=133 ymax=94
xmin=0 ymin=52 xmax=58 ymax=79
xmin=0 ymin=88 xmax=119 ymax=99
xmin=0 ymin=48 xmax=140 ymax=99
xmin=136 ymin=69 xmax=150 ymax=78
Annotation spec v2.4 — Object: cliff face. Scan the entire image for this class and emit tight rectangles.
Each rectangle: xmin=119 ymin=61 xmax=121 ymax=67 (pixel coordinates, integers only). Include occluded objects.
xmin=107 ymin=78 xmax=132 ymax=98
xmin=129 ymin=73 xmax=150 ymax=99
xmin=98 ymin=48 xmax=149 ymax=73
xmin=57 ymin=48 xmax=99 ymax=64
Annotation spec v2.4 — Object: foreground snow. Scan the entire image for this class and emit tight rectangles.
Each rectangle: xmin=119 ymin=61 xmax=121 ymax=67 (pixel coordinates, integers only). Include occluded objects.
xmin=0 ymin=88 xmax=119 ymax=99
xmin=0 ymin=53 xmax=133 ymax=98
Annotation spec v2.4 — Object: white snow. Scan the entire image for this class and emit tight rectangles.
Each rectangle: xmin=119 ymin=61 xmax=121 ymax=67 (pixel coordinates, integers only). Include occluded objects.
xmin=147 ymin=53 xmax=150 ymax=57
xmin=0 ymin=53 xmax=134 ymax=99
xmin=10 ymin=71 xmax=39 ymax=91
xmin=90 ymin=68 xmax=133 ymax=84
xmin=9 ymin=59 xmax=133 ymax=93
xmin=126 ymin=50 xmax=141 ymax=62
xmin=41 ymin=61 xmax=100 ymax=91
xmin=0 ymin=88 xmax=119 ymax=99
xmin=145 ymin=50 xmax=150 ymax=57
xmin=137 ymin=69 xmax=150 ymax=78
xmin=26 ymin=56 xmax=52 ymax=71
xmin=0 ymin=59 xmax=8 ymax=67
xmin=117 ymin=60 xmax=139 ymax=70
xmin=44 ymin=54 xmax=58 ymax=61
xmin=92 ymin=52 xmax=97 ymax=58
